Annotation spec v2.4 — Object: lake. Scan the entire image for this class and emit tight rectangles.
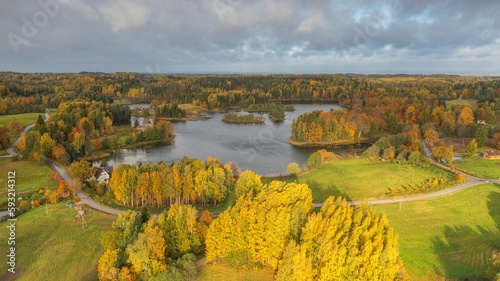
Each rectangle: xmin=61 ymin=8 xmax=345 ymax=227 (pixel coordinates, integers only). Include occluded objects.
xmin=104 ymin=104 xmax=368 ymax=176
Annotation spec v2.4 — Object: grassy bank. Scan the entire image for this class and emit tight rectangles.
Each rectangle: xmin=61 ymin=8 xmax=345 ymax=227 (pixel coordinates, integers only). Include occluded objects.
xmin=0 ymin=203 xmax=115 ymax=281
xmin=373 ymin=183 xmax=500 ymax=280
xmin=289 ymin=158 xmax=454 ymax=201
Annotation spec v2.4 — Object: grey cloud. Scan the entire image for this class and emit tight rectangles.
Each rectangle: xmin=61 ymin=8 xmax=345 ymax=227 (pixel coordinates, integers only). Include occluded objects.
xmin=0 ymin=0 xmax=499 ymax=74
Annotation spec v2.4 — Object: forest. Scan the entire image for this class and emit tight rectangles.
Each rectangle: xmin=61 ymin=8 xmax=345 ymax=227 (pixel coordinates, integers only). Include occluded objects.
xmin=98 ymin=178 xmax=408 ymax=281
xmin=1 ymin=72 xmax=500 ymax=280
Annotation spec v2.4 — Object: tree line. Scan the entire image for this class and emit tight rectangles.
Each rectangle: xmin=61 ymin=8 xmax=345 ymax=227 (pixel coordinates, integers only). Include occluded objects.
xmin=109 ymin=157 xmax=235 ymax=208
xmin=4 ymin=73 xmax=499 ymax=116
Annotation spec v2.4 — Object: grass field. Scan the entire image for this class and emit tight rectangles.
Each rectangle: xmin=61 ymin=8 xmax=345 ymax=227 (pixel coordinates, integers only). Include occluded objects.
xmin=197 ymin=262 xmax=274 ymax=281
xmin=290 ymin=158 xmax=454 ymax=202
xmin=373 ymin=183 xmax=500 ymax=280
xmin=0 ymin=203 xmax=115 ymax=281
xmin=0 ymin=158 xmax=57 ymax=194
xmin=179 ymin=103 xmax=205 ymax=115
xmin=445 ymin=99 xmax=478 ymax=110
xmin=0 ymin=113 xmax=43 ymax=127
xmin=454 ymin=157 xmax=500 ymax=179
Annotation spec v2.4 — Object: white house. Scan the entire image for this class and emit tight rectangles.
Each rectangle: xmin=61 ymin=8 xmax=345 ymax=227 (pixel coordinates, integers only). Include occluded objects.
xmin=93 ymin=167 xmax=113 ymax=184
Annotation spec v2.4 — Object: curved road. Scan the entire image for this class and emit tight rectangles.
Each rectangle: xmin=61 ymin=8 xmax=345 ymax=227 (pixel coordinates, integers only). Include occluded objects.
xmin=6 ymin=110 xmax=49 ymax=156
xmin=7 ymin=114 xmax=498 ymax=215
xmin=4 ymin=110 xmax=123 ymax=215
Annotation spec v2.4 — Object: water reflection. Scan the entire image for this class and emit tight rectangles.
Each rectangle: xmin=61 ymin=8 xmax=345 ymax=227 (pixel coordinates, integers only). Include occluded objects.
xmin=105 ymin=104 xmax=369 ymax=176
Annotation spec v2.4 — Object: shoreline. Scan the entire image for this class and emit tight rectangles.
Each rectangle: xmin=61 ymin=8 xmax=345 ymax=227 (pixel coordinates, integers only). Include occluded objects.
xmin=288 ymin=137 xmax=376 ymax=147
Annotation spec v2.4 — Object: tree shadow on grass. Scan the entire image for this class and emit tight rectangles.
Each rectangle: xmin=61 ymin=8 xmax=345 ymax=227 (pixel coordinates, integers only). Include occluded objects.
xmin=432 ymin=190 xmax=500 ymax=280
xmin=304 ymin=179 xmax=351 ymax=202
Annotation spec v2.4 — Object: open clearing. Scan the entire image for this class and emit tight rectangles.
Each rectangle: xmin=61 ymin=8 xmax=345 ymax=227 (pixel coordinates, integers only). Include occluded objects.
xmin=373 ymin=183 xmax=500 ymax=280
xmin=292 ymin=158 xmax=454 ymax=202
xmin=0 ymin=203 xmax=115 ymax=281
xmin=445 ymin=99 xmax=478 ymax=110
xmin=197 ymin=262 xmax=274 ymax=281
xmin=0 ymin=113 xmax=43 ymax=127
xmin=0 ymin=158 xmax=57 ymax=194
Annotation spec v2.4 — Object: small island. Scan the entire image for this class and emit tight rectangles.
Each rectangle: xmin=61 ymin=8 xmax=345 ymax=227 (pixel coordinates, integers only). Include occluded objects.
xmin=247 ymin=102 xmax=293 ymax=122
xmin=222 ymin=112 xmax=265 ymax=124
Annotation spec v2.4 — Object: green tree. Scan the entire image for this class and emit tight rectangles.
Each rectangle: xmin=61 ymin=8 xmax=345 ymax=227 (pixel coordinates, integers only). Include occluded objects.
xmin=307 ymin=151 xmax=323 ymax=169
xmin=0 ymin=125 xmax=10 ymax=149
xmin=36 ymin=114 xmax=45 ymax=126
xmin=68 ymin=160 xmax=96 ymax=182
xmin=466 ymin=139 xmax=478 ymax=157
xmin=287 ymin=162 xmax=301 ymax=176
xmin=474 ymin=125 xmax=488 ymax=148
xmin=126 ymin=225 xmax=167 ymax=279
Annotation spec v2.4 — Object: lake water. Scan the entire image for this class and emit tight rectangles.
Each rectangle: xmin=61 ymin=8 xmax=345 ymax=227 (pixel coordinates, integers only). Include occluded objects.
xmin=105 ymin=104 xmax=368 ymax=176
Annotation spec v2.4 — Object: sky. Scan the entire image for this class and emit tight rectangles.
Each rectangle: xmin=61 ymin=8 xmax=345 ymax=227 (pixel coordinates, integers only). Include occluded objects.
xmin=1 ymin=0 xmax=499 ymax=74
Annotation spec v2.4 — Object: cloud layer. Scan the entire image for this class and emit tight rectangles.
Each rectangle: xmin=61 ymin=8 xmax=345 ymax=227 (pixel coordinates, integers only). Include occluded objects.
xmin=1 ymin=0 xmax=499 ymax=74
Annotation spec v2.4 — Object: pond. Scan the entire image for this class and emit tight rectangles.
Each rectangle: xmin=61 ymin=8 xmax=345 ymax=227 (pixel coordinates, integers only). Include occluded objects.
xmin=104 ymin=104 xmax=369 ymax=176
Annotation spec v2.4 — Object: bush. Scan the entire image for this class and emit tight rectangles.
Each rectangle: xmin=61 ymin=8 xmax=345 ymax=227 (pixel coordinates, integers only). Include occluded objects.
xmin=287 ymin=162 xmax=301 ymax=175
xmin=307 ymin=151 xmax=323 ymax=169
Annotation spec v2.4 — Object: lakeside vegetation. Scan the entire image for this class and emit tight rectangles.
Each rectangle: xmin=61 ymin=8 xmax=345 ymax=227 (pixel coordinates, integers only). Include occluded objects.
xmin=222 ymin=112 xmax=265 ymax=124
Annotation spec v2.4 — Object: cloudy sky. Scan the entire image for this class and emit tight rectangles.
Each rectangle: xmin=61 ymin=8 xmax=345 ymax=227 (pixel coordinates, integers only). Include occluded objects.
xmin=1 ymin=0 xmax=499 ymax=74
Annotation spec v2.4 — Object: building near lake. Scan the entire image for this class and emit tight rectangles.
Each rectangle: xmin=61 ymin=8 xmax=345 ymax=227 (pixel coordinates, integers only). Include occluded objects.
xmin=91 ymin=167 xmax=114 ymax=184
xmin=483 ymin=150 xmax=500 ymax=160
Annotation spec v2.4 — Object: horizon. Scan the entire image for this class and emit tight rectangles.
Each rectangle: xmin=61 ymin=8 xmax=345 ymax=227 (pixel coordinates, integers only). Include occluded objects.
xmin=1 ymin=0 xmax=499 ymax=74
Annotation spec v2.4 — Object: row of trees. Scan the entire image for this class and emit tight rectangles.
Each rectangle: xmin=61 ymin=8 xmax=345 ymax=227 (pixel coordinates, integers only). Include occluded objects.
xmin=363 ymin=135 xmax=423 ymax=165
xmin=109 ymin=157 xmax=235 ymax=208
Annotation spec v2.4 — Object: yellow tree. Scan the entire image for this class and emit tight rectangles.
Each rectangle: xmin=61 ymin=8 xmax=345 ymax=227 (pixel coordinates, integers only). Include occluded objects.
xmin=235 ymin=170 xmax=262 ymax=198
xmin=39 ymin=132 xmax=56 ymax=157
xmin=97 ymin=249 xmax=120 ymax=281
xmin=424 ymin=128 xmax=439 ymax=146
xmin=126 ymin=225 xmax=167 ymax=279
xmin=276 ymin=197 xmax=404 ymax=281
xmin=458 ymin=106 xmax=474 ymax=125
